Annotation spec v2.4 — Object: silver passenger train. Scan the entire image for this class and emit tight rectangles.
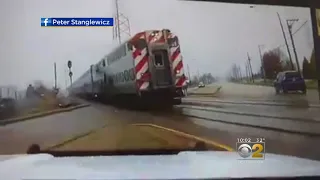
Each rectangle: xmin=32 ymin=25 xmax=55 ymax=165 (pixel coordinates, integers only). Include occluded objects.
xmin=69 ymin=29 xmax=187 ymax=106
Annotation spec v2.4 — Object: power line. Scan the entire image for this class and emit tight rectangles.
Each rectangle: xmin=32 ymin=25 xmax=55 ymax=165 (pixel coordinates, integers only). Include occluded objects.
xmin=292 ymin=20 xmax=308 ymax=36
xmin=272 ymin=20 xmax=309 ymax=50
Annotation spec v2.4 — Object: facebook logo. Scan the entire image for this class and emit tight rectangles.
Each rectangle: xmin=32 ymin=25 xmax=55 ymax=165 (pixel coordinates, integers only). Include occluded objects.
xmin=40 ymin=18 xmax=52 ymax=27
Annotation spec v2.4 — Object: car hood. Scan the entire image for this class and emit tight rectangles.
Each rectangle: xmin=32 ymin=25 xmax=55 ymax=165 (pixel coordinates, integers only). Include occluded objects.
xmin=1 ymin=151 xmax=320 ymax=179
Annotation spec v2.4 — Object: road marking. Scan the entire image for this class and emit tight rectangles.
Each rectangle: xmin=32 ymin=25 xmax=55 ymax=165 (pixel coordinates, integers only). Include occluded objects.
xmin=132 ymin=123 xmax=234 ymax=152
xmin=45 ymin=123 xmax=234 ymax=152
xmin=44 ymin=123 xmax=109 ymax=150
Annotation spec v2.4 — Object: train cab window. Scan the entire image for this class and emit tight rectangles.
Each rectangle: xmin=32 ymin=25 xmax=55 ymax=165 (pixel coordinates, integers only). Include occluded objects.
xmin=153 ymin=51 xmax=164 ymax=67
xmin=168 ymin=36 xmax=179 ymax=48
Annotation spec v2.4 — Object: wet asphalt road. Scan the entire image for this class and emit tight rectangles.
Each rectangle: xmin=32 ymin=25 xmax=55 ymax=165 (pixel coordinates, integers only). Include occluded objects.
xmin=1 ymin=82 xmax=320 ymax=161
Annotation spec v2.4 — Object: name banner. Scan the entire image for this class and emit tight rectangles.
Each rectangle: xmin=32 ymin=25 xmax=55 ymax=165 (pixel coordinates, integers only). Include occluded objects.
xmin=40 ymin=18 xmax=114 ymax=27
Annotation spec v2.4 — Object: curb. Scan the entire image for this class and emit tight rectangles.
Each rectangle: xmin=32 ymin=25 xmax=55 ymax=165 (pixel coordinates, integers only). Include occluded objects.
xmin=132 ymin=123 xmax=234 ymax=151
xmin=179 ymin=105 xmax=320 ymax=123
xmin=0 ymin=104 xmax=90 ymax=126
xmin=188 ymin=86 xmax=222 ymax=96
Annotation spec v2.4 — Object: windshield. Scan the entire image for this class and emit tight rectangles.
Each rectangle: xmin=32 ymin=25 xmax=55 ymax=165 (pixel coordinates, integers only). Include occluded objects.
xmin=285 ymin=72 xmax=302 ymax=78
xmin=2 ymin=0 xmax=320 ymax=179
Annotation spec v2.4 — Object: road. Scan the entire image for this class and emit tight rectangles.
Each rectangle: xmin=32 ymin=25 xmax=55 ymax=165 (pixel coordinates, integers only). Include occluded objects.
xmin=1 ymin=94 xmax=320 ymax=161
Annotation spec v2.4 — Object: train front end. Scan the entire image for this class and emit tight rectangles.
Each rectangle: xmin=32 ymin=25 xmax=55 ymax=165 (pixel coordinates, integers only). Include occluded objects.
xmin=129 ymin=29 xmax=184 ymax=105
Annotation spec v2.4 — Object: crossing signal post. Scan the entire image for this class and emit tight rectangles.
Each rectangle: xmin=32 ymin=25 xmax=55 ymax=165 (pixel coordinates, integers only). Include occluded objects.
xmin=67 ymin=60 xmax=73 ymax=87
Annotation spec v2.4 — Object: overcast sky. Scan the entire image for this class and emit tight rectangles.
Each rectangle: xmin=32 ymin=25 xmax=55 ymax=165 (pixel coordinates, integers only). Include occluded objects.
xmin=0 ymin=0 xmax=314 ymax=90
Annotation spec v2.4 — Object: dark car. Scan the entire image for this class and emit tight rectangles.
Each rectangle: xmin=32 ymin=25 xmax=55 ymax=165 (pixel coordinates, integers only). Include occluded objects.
xmin=274 ymin=71 xmax=306 ymax=94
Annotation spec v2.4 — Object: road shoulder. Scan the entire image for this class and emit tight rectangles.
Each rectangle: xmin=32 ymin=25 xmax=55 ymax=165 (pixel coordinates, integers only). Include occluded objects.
xmin=0 ymin=104 xmax=90 ymax=126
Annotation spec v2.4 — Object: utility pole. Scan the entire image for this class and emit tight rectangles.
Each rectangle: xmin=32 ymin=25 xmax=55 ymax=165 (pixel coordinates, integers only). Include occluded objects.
xmin=187 ymin=64 xmax=191 ymax=82
xmin=238 ymin=65 xmax=242 ymax=81
xmin=113 ymin=0 xmax=131 ymax=44
xmin=245 ymin=63 xmax=249 ymax=82
xmin=247 ymin=52 xmax=254 ymax=83
xmin=287 ymin=19 xmax=301 ymax=74
xmin=310 ymin=8 xmax=320 ymax=101
xmin=277 ymin=12 xmax=294 ymax=70
xmin=90 ymin=65 xmax=94 ymax=96
xmin=54 ymin=62 xmax=57 ymax=90
xmin=258 ymin=45 xmax=266 ymax=83
xmin=64 ymin=67 xmax=68 ymax=89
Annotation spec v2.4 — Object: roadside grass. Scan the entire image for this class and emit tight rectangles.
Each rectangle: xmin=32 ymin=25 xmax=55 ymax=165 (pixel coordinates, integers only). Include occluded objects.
xmin=0 ymin=95 xmax=79 ymax=122
xmin=238 ymin=79 xmax=318 ymax=89
xmin=49 ymin=125 xmax=199 ymax=151
xmin=188 ymin=86 xmax=222 ymax=96
xmin=19 ymin=96 xmax=61 ymax=116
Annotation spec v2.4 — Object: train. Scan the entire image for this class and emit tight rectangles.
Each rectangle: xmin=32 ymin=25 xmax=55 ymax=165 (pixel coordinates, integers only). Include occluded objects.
xmin=69 ymin=29 xmax=187 ymax=106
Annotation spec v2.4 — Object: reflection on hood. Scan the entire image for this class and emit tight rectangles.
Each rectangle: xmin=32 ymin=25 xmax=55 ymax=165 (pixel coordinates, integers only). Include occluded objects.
xmin=1 ymin=151 xmax=320 ymax=179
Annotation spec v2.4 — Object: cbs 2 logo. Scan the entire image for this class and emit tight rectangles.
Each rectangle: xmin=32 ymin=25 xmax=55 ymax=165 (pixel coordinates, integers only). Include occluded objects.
xmin=238 ymin=143 xmax=264 ymax=158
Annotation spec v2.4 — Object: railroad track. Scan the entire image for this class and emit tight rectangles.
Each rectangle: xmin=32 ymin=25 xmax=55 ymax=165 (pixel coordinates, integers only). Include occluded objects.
xmin=175 ymin=105 xmax=320 ymax=137
xmin=183 ymin=98 xmax=320 ymax=108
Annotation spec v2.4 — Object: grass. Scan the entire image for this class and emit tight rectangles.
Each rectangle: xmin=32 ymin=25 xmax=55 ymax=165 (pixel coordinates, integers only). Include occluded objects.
xmin=19 ymin=96 xmax=61 ymax=116
xmin=50 ymin=125 xmax=199 ymax=151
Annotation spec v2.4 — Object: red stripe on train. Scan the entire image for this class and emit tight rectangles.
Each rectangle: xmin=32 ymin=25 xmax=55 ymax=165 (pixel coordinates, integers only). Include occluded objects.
xmin=135 ymin=55 xmax=148 ymax=74
xmin=174 ymin=60 xmax=183 ymax=72
xmin=132 ymin=49 xmax=142 ymax=58
xmin=171 ymin=47 xmax=180 ymax=62
xmin=176 ymin=76 xmax=186 ymax=86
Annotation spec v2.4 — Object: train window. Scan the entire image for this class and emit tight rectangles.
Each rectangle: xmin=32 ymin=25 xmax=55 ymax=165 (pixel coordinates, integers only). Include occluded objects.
xmin=122 ymin=44 xmax=127 ymax=56
xmin=102 ymin=59 xmax=106 ymax=67
xmin=96 ymin=65 xmax=100 ymax=73
xmin=133 ymin=39 xmax=147 ymax=50
xmin=168 ymin=37 xmax=179 ymax=48
xmin=127 ymin=43 xmax=133 ymax=51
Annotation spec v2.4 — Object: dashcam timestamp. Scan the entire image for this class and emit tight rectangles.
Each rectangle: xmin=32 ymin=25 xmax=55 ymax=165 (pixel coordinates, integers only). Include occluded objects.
xmin=237 ymin=138 xmax=265 ymax=143
xmin=237 ymin=138 xmax=265 ymax=160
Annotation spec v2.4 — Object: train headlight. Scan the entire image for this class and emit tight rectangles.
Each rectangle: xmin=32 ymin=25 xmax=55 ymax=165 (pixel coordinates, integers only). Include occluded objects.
xmin=176 ymin=70 xmax=180 ymax=74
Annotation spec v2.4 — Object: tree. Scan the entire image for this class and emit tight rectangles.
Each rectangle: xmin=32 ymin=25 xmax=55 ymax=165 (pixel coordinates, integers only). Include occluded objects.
xmin=281 ymin=59 xmax=294 ymax=71
xmin=190 ymin=75 xmax=199 ymax=86
xmin=262 ymin=48 xmax=283 ymax=79
xmin=302 ymin=57 xmax=311 ymax=79
xmin=200 ymin=73 xmax=216 ymax=84
xmin=309 ymin=49 xmax=317 ymax=79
